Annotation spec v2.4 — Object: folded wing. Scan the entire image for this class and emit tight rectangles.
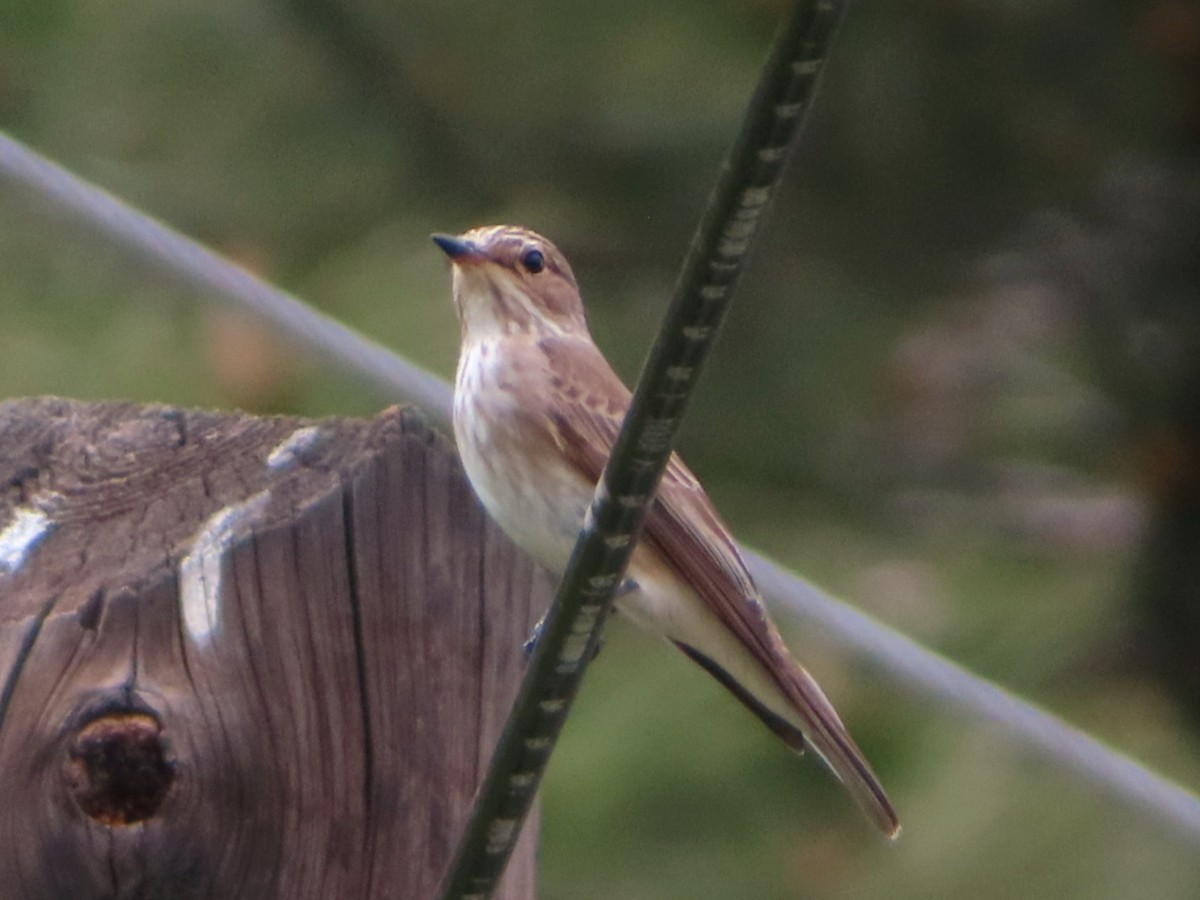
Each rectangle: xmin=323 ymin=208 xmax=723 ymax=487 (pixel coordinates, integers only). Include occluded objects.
xmin=536 ymin=334 xmax=900 ymax=837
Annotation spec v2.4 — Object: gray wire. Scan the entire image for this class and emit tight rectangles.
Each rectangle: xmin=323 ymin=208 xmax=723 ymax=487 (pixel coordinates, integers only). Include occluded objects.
xmin=748 ymin=551 xmax=1200 ymax=841
xmin=0 ymin=130 xmax=453 ymax=427
xmin=4 ymin=127 xmax=1200 ymax=843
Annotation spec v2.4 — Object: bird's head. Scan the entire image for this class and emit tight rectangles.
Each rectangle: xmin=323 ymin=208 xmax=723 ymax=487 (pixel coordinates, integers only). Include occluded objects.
xmin=433 ymin=225 xmax=586 ymax=341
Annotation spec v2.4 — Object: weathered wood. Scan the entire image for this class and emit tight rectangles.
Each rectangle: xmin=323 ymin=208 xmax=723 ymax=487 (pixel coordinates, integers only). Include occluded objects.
xmin=0 ymin=397 xmax=548 ymax=899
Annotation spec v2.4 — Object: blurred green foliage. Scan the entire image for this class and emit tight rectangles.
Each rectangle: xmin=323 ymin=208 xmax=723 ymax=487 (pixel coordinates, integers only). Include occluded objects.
xmin=3 ymin=0 xmax=1200 ymax=897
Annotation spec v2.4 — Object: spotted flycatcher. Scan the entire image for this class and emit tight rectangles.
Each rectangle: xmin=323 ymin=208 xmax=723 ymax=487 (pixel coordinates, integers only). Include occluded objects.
xmin=434 ymin=224 xmax=899 ymax=837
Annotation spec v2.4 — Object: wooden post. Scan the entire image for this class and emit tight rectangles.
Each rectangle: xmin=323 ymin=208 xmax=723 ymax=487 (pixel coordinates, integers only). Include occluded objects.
xmin=0 ymin=397 xmax=547 ymax=899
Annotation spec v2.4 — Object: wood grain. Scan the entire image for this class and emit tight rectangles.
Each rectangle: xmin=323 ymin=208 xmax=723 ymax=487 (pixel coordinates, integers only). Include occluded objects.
xmin=0 ymin=398 xmax=548 ymax=899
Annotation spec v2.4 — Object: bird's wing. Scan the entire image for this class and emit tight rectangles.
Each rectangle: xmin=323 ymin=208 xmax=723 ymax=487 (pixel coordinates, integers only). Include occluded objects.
xmin=536 ymin=335 xmax=899 ymax=837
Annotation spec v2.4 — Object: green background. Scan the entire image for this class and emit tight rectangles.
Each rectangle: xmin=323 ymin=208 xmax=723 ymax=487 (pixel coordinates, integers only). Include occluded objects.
xmin=3 ymin=1 xmax=1200 ymax=897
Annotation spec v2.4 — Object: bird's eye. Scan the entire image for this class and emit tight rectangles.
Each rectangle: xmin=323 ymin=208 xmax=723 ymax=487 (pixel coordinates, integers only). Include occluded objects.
xmin=521 ymin=248 xmax=545 ymax=274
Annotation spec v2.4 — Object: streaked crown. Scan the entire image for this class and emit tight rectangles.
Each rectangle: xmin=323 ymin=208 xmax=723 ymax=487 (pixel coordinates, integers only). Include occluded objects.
xmin=433 ymin=225 xmax=587 ymax=339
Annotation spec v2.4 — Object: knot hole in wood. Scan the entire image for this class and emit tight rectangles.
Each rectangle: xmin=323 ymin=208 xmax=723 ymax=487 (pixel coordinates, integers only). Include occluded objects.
xmin=65 ymin=711 xmax=175 ymax=826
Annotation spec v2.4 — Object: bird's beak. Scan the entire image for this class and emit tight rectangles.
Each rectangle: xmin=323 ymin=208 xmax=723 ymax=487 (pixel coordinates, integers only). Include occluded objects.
xmin=432 ymin=233 xmax=484 ymax=265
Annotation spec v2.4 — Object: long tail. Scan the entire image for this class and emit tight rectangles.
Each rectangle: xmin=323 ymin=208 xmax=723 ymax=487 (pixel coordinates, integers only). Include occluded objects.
xmin=674 ymin=640 xmax=901 ymax=838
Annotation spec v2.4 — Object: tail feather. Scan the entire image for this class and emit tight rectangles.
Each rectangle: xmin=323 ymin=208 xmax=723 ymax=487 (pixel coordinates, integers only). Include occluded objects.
xmin=674 ymin=640 xmax=900 ymax=839
xmin=782 ymin=661 xmax=901 ymax=839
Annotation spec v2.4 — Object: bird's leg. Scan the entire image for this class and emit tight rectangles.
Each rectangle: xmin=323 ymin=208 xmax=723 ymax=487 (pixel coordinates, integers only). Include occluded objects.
xmin=522 ymin=578 xmax=637 ymax=660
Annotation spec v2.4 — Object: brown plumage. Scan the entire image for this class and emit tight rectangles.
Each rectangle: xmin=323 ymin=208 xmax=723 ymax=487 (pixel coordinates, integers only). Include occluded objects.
xmin=435 ymin=225 xmax=900 ymax=837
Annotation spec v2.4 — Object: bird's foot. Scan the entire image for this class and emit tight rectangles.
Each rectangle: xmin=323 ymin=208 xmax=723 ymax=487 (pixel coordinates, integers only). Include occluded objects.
xmin=522 ymin=619 xmax=606 ymax=662
xmin=522 ymin=616 xmax=546 ymax=659
xmin=521 ymin=578 xmax=634 ymax=661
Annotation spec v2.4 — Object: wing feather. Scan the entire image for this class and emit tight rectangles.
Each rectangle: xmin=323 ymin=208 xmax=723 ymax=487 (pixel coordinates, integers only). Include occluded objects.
xmin=536 ymin=336 xmax=899 ymax=836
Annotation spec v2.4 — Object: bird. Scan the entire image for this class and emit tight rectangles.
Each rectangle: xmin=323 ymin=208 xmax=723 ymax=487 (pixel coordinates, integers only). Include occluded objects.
xmin=433 ymin=224 xmax=900 ymax=837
